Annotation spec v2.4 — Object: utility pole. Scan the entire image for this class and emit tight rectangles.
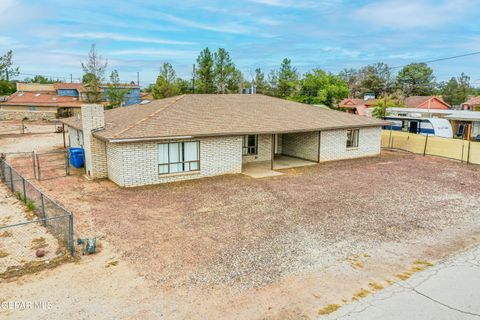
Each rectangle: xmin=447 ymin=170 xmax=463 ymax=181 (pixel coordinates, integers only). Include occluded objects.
xmin=192 ymin=64 xmax=196 ymax=94
xmin=137 ymin=72 xmax=140 ymax=86
xmin=70 ymin=74 xmax=73 ymax=83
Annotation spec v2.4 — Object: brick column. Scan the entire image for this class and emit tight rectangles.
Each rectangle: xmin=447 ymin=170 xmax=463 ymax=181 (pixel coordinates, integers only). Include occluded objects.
xmin=81 ymin=104 xmax=107 ymax=179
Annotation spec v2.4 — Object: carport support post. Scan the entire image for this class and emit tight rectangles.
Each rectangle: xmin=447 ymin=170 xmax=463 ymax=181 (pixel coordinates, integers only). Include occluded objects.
xmin=271 ymin=134 xmax=275 ymax=170
xmin=317 ymin=131 xmax=321 ymax=163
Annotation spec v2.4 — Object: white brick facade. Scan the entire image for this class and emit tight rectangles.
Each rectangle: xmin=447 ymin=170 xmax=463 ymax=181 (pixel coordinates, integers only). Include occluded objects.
xmin=68 ymin=128 xmax=84 ymax=148
xmin=81 ymin=104 xmax=108 ymax=179
xmin=71 ymin=109 xmax=381 ymax=186
xmin=282 ymin=132 xmax=320 ymax=162
xmin=105 ymin=136 xmax=243 ymax=187
xmin=242 ymin=134 xmax=272 ymax=163
xmin=320 ymin=127 xmax=381 ymax=162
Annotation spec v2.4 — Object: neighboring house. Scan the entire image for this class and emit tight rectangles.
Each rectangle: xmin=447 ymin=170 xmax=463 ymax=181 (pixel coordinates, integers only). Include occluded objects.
xmin=61 ymin=94 xmax=386 ymax=187
xmin=461 ymin=96 xmax=480 ymax=111
xmin=338 ymin=98 xmax=379 ymax=116
xmin=403 ymin=96 xmax=450 ymax=110
xmin=0 ymin=82 xmax=141 ymax=120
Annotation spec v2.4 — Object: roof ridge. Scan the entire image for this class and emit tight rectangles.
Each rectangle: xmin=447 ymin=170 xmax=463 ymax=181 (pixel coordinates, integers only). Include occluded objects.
xmin=112 ymin=95 xmax=185 ymax=138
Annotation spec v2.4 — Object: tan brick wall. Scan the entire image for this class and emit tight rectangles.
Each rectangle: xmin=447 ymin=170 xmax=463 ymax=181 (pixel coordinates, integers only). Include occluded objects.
xmin=0 ymin=110 xmax=56 ymax=121
xmin=320 ymin=127 xmax=381 ymax=162
xmin=242 ymin=134 xmax=273 ymax=163
xmin=81 ymin=104 xmax=107 ymax=179
xmin=106 ymin=136 xmax=243 ymax=187
xmin=282 ymin=132 xmax=319 ymax=161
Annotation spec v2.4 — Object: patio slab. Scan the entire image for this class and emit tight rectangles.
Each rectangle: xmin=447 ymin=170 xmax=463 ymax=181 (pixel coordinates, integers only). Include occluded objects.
xmin=241 ymin=156 xmax=317 ymax=178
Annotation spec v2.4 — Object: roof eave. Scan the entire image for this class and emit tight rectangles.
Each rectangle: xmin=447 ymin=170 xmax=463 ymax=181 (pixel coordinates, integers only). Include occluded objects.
xmin=96 ymin=122 xmax=388 ymax=143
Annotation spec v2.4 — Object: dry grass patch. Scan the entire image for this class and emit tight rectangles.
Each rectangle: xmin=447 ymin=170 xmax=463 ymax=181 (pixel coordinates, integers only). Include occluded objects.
xmin=0 ymin=249 xmax=9 ymax=258
xmin=352 ymin=288 xmax=370 ymax=300
xmin=31 ymin=237 xmax=48 ymax=250
xmin=0 ymin=231 xmax=13 ymax=238
xmin=368 ymin=282 xmax=384 ymax=291
xmin=318 ymin=304 xmax=341 ymax=315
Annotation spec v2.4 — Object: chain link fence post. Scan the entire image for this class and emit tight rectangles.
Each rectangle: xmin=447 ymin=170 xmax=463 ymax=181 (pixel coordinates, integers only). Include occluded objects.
xmin=9 ymin=166 xmax=14 ymax=191
xmin=40 ymin=193 xmax=47 ymax=226
xmin=22 ymin=177 xmax=27 ymax=203
xmin=69 ymin=213 xmax=75 ymax=256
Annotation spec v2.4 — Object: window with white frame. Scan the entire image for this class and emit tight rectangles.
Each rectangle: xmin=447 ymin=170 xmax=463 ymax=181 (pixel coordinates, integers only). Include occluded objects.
xmin=158 ymin=141 xmax=200 ymax=175
xmin=346 ymin=129 xmax=359 ymax=148
xmin=242 ymin=135 xmax=258 ymax=155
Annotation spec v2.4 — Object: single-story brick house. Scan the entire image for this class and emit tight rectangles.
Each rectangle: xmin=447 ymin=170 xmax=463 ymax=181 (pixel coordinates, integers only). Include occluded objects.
xmin=61 ymin=94 xmax=387 ymax=187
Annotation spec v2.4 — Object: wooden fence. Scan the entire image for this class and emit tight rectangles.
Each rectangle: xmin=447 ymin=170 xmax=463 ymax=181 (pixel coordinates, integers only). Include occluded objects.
xmin=381 ymin=130 xmax=480 ymax=164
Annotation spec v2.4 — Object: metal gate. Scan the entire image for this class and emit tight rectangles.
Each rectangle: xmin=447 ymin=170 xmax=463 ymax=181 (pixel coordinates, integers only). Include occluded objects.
xmin=2 ymin=149 xmax=72 ymax=181
xmin=35 ymin=150 xmax=70 ymax=180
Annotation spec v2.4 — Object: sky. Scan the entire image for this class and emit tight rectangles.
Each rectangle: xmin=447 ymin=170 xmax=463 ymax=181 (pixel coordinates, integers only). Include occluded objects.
xmin=1 ymin=0 xmax=479 ymax=87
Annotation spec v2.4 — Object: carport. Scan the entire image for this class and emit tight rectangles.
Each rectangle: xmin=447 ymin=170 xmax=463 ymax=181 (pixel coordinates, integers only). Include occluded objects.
xmin=242 ymin=131 xmax=320 ymax=178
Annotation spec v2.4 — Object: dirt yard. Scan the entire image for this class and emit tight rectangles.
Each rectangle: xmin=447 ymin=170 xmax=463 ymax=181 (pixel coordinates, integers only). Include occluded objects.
xmin=0 ymin=184 xmax=62 ymax=274
xmin=1 ymin=150 xmax=478 ymax=319
xmin=0 ymin=120 xmax=65 ymax=154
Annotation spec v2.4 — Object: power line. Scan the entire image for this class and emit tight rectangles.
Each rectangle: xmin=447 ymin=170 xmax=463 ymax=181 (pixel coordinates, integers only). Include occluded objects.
xmin=390 ymin=51 xmax=480 ymax=70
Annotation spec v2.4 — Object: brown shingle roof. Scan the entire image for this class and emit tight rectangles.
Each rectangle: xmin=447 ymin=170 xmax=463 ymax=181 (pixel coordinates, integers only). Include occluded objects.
xmin=61 ymin=94 xmax=388 ymax=142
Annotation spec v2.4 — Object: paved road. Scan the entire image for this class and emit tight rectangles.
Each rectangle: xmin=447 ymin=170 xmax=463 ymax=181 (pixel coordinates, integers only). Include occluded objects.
xmin=323 ymin=245 xmax=480 ymax=320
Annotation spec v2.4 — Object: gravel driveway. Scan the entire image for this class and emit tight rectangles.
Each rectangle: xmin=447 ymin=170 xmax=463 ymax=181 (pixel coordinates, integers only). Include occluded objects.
xmin=32 ymin=151 xmax=480 ymax=319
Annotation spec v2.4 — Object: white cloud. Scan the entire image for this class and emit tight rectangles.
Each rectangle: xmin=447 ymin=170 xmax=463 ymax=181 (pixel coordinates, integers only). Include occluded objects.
xmin=156 ymin=13 xmax=254 ymax=34
xmin=106 ymin=49 xmax=198 ymax=59
xmin=64 ymin=32 xmax=195 ymax=45
xmin=250 ymin=0 xmax=338 ymax=8
xmin=353 ymin=0 xmax=472 ymax=29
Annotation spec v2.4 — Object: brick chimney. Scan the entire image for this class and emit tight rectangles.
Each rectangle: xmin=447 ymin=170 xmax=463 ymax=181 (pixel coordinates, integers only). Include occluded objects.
xmin=81 ymin=104 xmax=107 ymax=179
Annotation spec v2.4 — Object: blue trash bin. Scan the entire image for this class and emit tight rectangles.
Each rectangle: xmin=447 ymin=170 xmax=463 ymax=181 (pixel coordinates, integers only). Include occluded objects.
xmin=69 ymin=148 xmax=85 ymax=168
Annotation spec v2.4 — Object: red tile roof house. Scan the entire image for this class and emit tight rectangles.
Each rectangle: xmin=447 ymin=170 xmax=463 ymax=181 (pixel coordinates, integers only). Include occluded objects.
xmin=338 ymin=98 xmax=379 ymax=116
xmin=0 ymin=83 xmax=85 ymax=120
xmin=461 ymin=96 xmax=480 ymax=111
xmin=61 ymin=94 xmax=387 ymax=187
xmin=403 ymin=96 xmax=451 ymax=110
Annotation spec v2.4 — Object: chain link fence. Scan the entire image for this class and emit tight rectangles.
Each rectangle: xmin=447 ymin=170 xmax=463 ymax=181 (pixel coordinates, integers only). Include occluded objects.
xmin=0 ymin=159 xmax=74 ymax=267
xmin=0 ymin=120 xmax=63 ymax=136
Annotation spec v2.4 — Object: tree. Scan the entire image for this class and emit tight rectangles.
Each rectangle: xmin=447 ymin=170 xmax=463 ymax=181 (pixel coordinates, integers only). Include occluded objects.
xmin=106 ymin=70 xmax=131 ymax=108
xmin=396 ymin=63 xmax=435 ymax=96
xmin=358 ymin=62 xmax=392 ymax=98
xmin=81 ymin=44 xmax=108 ymax=103
xmin=26 ymin=75 xmax=56 ymax=84
xmin=290 ymin=69 xmax=349 ymax=106
xmin=214 ymin=48 xmax=238 ymax=93
xmin=277 ymin=58 xmax=298 ymax=98
xmin=0 ymin=80 xmax=15 ymax=96
xmin=0 ymin=50 xmax=19 ymax=81
xmin=151 ymin=62 xmax=181 ymax=99
xmin=441 ymin=73 xmax=471 ymax=106
xmin=266 ymin=69 xmax=279 ymax=96
xmin=254 ymin=68 xmax=267 ymax=94
xmin=196 ymin=48 xmax=215 ymax=93
xmin=339 ymin=68 xmax=361 ymax=98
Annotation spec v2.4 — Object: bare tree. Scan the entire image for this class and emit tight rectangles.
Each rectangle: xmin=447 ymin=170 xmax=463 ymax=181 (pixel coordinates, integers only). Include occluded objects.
xmin=81 ymin=44 xmax=108 ymax=103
